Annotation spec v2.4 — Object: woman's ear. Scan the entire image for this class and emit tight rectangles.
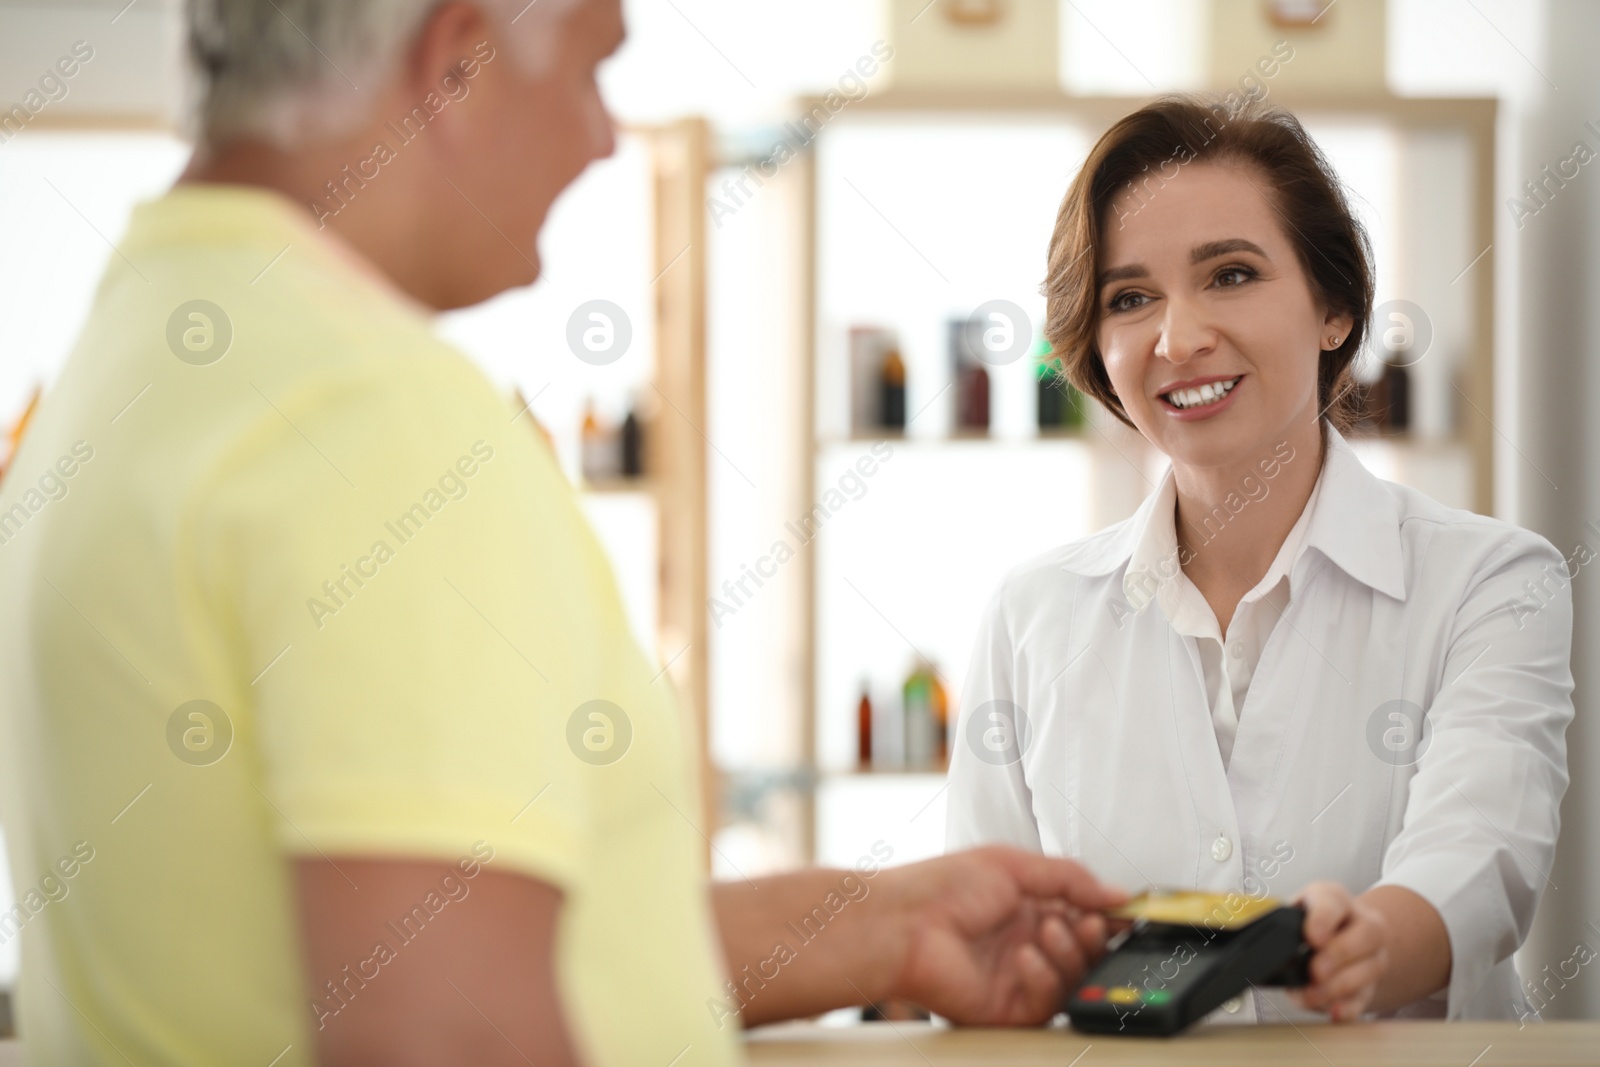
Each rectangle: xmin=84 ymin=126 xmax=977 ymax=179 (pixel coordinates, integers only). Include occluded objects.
xmin=1321 ymin=310 xmax=1356 ymax=351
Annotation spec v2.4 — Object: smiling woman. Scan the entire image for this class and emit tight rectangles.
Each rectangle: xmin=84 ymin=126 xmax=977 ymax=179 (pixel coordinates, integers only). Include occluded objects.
xmin=1044 ymin=96 xmax=1372 ymax=442
xmin=947 ymin=95 xmax=1574 ymax=1030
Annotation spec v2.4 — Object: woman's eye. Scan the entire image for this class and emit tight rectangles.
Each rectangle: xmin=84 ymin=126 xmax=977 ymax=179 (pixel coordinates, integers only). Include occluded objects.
xmin=1214 ymin=266 xmax=1256 ymax=287
xmin=1107 ymin=291 xmax=1147 ymax=313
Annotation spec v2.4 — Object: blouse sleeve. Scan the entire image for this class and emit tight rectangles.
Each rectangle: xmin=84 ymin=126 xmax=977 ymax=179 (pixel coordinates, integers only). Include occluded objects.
xmin=945 ymin=578 xmax=1044 ymax=854
xmin=1373 ymin=526 xmax=1574 ymax=1017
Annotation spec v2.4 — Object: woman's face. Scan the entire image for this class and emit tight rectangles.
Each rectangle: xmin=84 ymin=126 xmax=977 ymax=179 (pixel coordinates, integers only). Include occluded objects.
xmin=1094 ymin=160 xmax=1352 ymax=472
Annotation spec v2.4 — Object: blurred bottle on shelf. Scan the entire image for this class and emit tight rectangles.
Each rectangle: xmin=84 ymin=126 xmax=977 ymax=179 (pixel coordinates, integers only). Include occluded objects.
xmin=856 ymin=681 xmax=873 ymax=770
xmin=879 ymin=680 xmax=906 ymax=769
xmin=902 ymin=659 xmax=950 ymax=770
xmin=950 ymin=319 xmax=990 ymax=434
xmin=850 ymin=326 xmax=899 ymax=435
xmin=1036 ymin=359 xmax=1065 ymax=429
xmin=1381 ymin=349 xmax=1411 ymax=434
xmin=621 ymin=401 xmax=645 ymax=476
xmin=580 ymin=398 xmax=620 ymax=483
xmin=581 ymin=397 xmax=649 ymax=484
xmin=1035 ymin=338 xmax=1086 ymax=433
xmin=1351 ymin=349 xmax=1412 ymax=437
xmin=879 ymin=344 xmax=906 ymax=431
xmin=958 ymin=362 xmax=990 ymax=432
xmin=931 ymin=670 xmax=950 ymax=766
xmin=1350 ymin=379 xmax=1381 ymax=435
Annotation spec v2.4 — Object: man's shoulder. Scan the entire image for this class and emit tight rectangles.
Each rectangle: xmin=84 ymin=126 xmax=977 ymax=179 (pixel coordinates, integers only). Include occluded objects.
xmin=80 ymin=246 xmax=530 ymax=522
xmin=117 ymin=186 xmax=467 ymax=386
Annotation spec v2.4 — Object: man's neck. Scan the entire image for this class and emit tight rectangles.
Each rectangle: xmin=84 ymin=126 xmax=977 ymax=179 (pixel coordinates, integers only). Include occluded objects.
xmin=179 ymin=137 xmax=442 ymax=308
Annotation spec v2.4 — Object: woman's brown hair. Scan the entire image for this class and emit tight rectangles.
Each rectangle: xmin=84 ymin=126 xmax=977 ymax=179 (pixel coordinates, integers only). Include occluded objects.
xmin=1042 ymin=94 xmax=1374 ymax=432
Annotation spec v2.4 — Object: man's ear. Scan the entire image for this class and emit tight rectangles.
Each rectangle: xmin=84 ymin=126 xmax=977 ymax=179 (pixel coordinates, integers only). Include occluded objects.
xmin=404 ymin=1 xmax=499 ymax=151
xmin=404 ymin=1 xmax=494 ymax=99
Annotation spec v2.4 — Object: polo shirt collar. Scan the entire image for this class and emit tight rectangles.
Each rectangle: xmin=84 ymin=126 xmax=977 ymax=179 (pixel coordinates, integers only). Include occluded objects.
xmin=1057 ymin=425 xmax=1408 ymax=603
xmin=120 ymin=183 xmax=335 ymax=265
xmin=120 ymin=182 xmax=428 ymax=316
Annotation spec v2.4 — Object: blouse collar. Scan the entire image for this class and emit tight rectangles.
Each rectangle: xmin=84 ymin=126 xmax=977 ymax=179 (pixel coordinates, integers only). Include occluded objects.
xmin=1058 ymin=425 xmax=1409 ymax=603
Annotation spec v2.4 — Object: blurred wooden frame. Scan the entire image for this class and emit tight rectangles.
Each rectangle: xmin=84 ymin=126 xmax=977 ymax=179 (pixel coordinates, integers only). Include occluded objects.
xmin=639 ymin=118 xmax=715 ymax=868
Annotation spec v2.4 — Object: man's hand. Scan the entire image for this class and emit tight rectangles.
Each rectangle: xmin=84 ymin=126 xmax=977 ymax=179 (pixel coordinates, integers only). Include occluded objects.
xmin=713 ymin=846 xmax=1127 ymax=1028
xmin=884 ymin=846 xmax=1129 ymax=1025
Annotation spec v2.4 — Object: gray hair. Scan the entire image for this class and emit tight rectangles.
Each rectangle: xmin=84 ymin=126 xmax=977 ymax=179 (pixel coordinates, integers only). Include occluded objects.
xmin=185 ymin=0 xmax=570 ymax=147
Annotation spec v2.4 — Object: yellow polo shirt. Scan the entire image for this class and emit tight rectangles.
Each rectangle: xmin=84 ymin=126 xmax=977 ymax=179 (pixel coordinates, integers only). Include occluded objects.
xmin=0 ymin=185 xmax=737 ymax=1066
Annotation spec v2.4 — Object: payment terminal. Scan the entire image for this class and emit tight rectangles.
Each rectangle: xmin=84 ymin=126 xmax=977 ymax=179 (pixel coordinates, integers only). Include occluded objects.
xmin=1067 ymin=890 xmax=1312 ymax=1036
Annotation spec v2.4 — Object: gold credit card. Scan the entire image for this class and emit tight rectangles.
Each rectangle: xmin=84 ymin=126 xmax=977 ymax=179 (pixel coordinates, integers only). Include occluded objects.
xmin=1105 ymin=889 xmax=1281 ymax=930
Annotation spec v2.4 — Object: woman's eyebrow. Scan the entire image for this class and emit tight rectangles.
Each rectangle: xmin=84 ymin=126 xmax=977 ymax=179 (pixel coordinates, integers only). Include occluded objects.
xmin=1191 ymin=238 xmax=1269 ymax=263
xmin=1097 ymin=263 xmax=1148 ymax=288
xmin=1097 ymin=238 xmax=1270 ymax=289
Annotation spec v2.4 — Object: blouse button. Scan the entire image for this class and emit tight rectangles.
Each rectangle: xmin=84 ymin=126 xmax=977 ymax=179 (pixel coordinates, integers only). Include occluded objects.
xmin=1223 ymin=995 xmax=1243 ymax=1014
xmin=1211 ymin=833 xmax=1233 ymax=862
xmin=1229 ymin=641 xmax=1245 ymax=659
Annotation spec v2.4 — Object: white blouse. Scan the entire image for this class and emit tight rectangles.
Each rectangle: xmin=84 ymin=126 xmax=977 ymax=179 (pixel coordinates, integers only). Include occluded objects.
xmin=1123 ymin=440 xmax=1325 ymax=770
xmin=945 ymin=428 xmax=1573 ymax=1024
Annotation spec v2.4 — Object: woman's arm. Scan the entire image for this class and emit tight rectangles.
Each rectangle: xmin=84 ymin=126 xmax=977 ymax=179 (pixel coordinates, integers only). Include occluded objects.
xmin=946 ymin=581 xmax=1046 ymax=853
xmin=1296 ymin=525 xmax=1574 ymax=1020
xmin=1363 ymin=884 xmax=1452 ymax=1010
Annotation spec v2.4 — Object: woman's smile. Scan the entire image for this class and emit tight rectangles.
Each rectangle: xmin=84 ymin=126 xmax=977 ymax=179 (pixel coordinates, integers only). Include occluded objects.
xmin=1158 ymin=373 xmax=1245 ymax=419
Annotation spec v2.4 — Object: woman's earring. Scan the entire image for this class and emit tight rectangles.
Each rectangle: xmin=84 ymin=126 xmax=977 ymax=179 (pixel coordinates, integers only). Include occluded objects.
xmin=1328 ymin=334 xmax=1341 ymax=348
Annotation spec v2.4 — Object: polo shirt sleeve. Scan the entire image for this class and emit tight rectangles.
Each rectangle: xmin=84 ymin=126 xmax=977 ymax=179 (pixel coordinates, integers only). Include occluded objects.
xmin=194 ymin=354 xmax=607 ymax=892
xmin=946 ymin=577 xmax=1044 ymax=854
xmin=1373 ymin=526 xmax=1574 ymax=1017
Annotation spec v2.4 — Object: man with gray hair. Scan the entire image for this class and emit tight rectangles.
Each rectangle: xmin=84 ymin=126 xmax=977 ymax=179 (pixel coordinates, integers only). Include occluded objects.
xmin=0 ymin=2 xmax=1125 ymax=1063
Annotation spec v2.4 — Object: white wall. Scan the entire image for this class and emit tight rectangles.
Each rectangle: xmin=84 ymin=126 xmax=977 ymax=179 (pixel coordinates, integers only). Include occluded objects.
xmin=1503 ymin=0 xmax=1600 ymax=1022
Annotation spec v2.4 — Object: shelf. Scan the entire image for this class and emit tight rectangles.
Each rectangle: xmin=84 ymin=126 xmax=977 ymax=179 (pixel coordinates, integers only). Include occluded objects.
xmin=815 ymin=771 xmax=952 ymax=868
xmin=1343 ymin=431 xmax=1467 ymax=449
xmin=824 ymin=768 xmax=948 ymax=779
xmin=794 ymin=88 xmax=1500 ymax=129
xmin=815 ymin=431 xmax=1091 ymax=450
xmin=578 ymin=476 xmax=656 ymax=495
xmin=817 ymin=430 xmax=1465 ymax=450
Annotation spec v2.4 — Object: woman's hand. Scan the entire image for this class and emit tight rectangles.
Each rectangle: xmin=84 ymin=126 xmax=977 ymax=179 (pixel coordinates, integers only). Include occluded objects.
xmin=1288 ymin=881 xmax=1392 ymax=1022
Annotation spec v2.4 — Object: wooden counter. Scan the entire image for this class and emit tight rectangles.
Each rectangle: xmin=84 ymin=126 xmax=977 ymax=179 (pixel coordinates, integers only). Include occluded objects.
xmin=745 ymin=1020 xmax=1599 ymax=1066
xmin=0 ymin=1022 xmax=1592 ymax=1065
